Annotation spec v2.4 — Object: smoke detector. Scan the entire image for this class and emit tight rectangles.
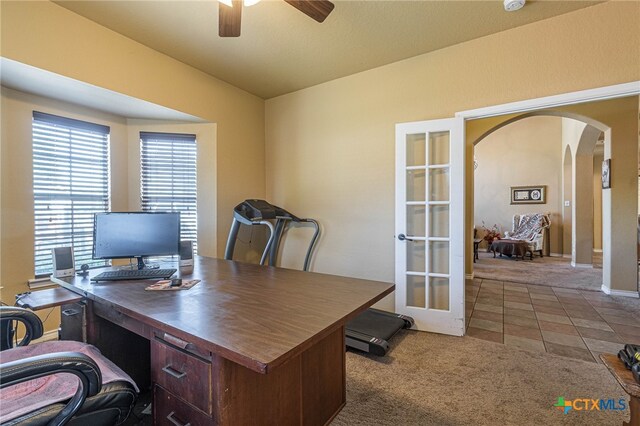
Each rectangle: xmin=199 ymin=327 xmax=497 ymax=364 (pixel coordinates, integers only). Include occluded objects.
xmin=504 ymin=0 xmax=525 ymax=12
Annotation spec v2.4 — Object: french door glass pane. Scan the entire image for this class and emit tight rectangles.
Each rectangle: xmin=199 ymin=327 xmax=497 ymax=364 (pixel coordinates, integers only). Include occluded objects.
xmin=429 ymin=241 xmax=449 ymax=274
xmin=406 ymin=134 xmax=426 ymax=167
xmin=428 ymin=131 xmax=450 ymax=165
xmin=406 ymin=205 xmax=425 ymax=237
xmin=429 ymin=205 xmax=449 ymax=238
xmin=429 ymin=277 xmax=450 ymax=310
xmin=406 ymin=169 xmax=425 ymax=202
xmin=428 ymin=168 xmax=449 ymax=201
xmin=407 ymin=275 xmax=426 ymax=308
xmin=407 ymin=241 xmax=425 ymax=273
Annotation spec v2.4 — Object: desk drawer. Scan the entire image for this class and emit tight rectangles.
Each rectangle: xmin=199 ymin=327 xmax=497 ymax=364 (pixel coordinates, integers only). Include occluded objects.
xmin=154 ymin=386 xmax=214 ymax=426
xmin=151 ymin=339 xmax=212 ymax=414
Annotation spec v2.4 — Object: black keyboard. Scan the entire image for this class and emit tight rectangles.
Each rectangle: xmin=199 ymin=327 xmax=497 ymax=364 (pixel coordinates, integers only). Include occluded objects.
xmin=91 ymin=269 xmax=177 ymax=281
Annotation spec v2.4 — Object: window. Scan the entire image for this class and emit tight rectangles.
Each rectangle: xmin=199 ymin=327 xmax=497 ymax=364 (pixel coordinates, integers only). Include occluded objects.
xmin=140 ymin=132 xmax=197 ymax=253
xmin=32 ymin=112 xmax=110 ymax=276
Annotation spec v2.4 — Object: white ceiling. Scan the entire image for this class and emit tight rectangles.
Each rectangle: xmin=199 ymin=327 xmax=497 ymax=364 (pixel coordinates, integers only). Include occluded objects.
xmin=54 ymin=0 xmax=601 ymax=99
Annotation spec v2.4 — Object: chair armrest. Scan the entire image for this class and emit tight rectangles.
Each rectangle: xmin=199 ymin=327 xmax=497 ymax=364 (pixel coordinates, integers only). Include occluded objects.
xmin=0 ymin=306 xmax=44 ymax=349
xmin=1 ymin=351 xmax=102 ymax=426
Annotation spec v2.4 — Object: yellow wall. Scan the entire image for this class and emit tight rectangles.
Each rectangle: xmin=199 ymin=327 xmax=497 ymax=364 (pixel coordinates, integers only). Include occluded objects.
xmin=474 ymin=116 xmax=563 ymax=254
xmin=266 ymin=1 xmax=640 ymax=309
xmin=0 ymin=0 xmax=266 ymax=259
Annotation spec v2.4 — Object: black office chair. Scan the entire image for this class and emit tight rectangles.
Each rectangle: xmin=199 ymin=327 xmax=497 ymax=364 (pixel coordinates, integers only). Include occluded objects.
xmin=0 ymin=306 xmax=138 ymax=426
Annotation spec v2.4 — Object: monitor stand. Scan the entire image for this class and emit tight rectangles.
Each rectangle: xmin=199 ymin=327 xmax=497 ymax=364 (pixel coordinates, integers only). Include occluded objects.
xmin=135 ymin=257 xmax=146 ymax=270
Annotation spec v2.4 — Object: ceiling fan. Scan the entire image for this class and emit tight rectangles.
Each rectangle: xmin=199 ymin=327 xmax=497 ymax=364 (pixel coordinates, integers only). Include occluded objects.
xmin=218 ymin=0 xmax=335 ymax=37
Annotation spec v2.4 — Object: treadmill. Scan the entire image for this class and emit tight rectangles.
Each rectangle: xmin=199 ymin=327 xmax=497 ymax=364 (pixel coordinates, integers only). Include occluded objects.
xmin=224 ymin=199 xmax=414 ymax=356
xmin=224 ymin=199 xmax=319 ymax=270
xmin=346 ymin=309 xmax=414 ymax=356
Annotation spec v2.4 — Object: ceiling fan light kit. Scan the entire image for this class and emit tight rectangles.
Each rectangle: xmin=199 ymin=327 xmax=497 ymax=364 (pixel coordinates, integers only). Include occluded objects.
xmin=503 ymin=0 xmax=525 ymax=12
xmin=218 ymin=0 xmax=335 ymax=37
xmin=219 ymin=0 xmax=261 ymax=6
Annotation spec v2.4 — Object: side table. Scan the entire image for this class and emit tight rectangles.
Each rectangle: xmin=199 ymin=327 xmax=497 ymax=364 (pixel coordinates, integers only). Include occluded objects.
xmin=489 ymin=239 xmax=533 ymax=261
xmin=600 ymin=353 xmax=640 ymax=426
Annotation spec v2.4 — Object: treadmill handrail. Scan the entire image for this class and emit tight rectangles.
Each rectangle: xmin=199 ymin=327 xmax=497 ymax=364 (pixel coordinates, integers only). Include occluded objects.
xmin=225 ymin=200 xmax=319 ymax=271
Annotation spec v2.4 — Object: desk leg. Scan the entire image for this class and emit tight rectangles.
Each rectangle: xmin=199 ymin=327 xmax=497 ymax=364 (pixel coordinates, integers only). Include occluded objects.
xmin=625 ymin=395 xmax=640 ymax=426
xmin=214 ymin=326 xmax=345 ymax=425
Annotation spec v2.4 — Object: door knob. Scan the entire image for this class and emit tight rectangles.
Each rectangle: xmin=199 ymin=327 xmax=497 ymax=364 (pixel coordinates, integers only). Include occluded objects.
xmin=398 ymin=234 xmax=414 ymax=242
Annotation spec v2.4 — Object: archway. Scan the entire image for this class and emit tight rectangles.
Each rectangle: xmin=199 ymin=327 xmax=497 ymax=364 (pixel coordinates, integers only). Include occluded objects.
xmin=467 ymin=98 xmax=638 ymax=297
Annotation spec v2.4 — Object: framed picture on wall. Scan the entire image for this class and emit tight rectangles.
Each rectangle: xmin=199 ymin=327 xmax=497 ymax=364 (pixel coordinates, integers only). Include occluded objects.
xmin=602 ymin=159 xmax=611 ymax=189
xmin=510 ymin=185 xmax=546 ymax=205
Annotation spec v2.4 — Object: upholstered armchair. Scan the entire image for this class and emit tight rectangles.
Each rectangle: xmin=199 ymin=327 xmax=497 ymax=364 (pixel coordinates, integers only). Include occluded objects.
xmin=0 ymin=306 xmax=138 ymax=425
xmin=504 ymin=213 xmax=551 ymax=257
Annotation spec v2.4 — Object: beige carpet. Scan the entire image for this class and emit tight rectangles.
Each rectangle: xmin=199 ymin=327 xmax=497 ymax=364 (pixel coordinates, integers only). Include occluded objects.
xmin=474 ymin=252 xmax=602 ymax=291
xmin=333 ymin=331 xmax=629 ymax=425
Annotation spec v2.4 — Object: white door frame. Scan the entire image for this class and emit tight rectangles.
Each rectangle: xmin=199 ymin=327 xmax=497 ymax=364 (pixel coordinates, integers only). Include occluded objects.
xmin=455 ymin=80 xmax=640 ymax=298
xmin=456 ymin=81 xmax=639 ymax=120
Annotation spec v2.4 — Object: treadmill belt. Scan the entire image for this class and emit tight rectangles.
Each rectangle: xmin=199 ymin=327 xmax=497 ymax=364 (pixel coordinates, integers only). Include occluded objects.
xmin=346 ymin=310 xmax=406 ymax=342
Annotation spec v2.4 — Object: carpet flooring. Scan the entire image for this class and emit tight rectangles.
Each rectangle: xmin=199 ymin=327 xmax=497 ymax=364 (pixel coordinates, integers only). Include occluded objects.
xmin=333 ymin=331 xmax=629 ymax=425
xmin=474 ymin=252 xmax=602 ymax=291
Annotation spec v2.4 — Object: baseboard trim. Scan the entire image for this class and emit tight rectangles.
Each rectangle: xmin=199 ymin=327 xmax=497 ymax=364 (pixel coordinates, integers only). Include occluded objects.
xmin=465 ymin=273 xmax=475 ymax=280
xmin=549 ymin=252 xmax=563 ymax=257
xmin=593 ymin=249 xmax=603 ymax=253
xmin=562 ymin=254 xmax=572 ymax=259
xmin=571 ymin=261 xmax=593 ymax=268
xmin=32 ymin=329 xmax=59 ymax=343
xmin=601 ymin=285 xmax=639 ymax=298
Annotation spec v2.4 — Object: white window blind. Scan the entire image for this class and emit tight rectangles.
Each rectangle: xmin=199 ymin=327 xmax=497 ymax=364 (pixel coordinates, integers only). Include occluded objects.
xmin=140 ymin=132 xmax=197 ymax=253
xmin=32 ymin=111 xmax=111 ymax=276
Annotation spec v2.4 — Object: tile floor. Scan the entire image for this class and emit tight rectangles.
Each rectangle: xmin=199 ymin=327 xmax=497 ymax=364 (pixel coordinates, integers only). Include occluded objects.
xmin=466 ymin=278 xmax=640 ymax=363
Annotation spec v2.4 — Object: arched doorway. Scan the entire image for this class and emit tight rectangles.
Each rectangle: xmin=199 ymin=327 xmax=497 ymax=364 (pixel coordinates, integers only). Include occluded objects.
xmin=466 ymin=96 xmax=639 ymax=297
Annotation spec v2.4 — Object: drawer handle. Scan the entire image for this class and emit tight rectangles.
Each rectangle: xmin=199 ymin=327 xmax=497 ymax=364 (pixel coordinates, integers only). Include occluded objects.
xmin=164 ymin=333 xmax=190 ymax=349
xmin=162 ymin=365 xmax=187 ymax=379
xmin=167 ymin=411 xmax=191 ymax=426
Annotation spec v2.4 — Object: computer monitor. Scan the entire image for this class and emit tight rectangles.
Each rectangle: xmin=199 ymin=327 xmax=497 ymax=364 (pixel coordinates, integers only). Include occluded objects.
xmin=93 ymin=212 xmax=180 ymax=270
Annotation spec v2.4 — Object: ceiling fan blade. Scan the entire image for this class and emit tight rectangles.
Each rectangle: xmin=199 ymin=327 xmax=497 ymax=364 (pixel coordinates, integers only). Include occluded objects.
xmin=284 ymin=0 xmax=335 ymax=23
xmin=219 ymin=0 xmax=242 ymax=37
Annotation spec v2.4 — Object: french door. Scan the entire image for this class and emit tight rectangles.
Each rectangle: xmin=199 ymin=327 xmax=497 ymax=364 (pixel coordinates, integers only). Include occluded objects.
xmin=395 ymin=118 xmax=465 ymax=335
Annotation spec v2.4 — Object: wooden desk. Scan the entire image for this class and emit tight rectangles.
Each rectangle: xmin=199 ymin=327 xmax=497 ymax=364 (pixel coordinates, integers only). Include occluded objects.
xmin=601 ymin=354 xmax=640 ymax=426
xmin=52 ymin=256 xmax=394 ymax=425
